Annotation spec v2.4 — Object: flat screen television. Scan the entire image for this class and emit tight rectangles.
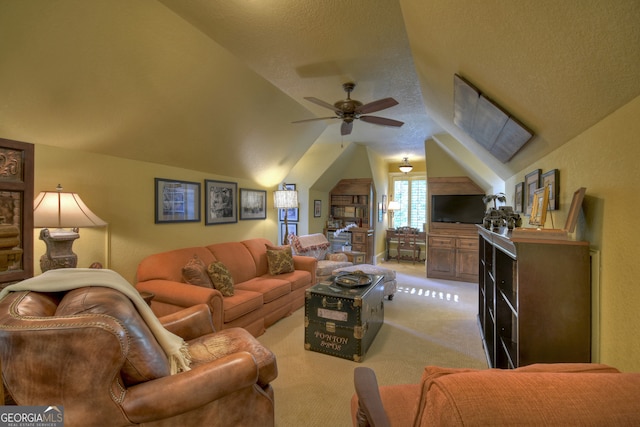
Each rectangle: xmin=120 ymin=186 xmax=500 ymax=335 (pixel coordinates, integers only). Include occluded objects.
xmin=431 ymin=194 xmax=486 ymax=224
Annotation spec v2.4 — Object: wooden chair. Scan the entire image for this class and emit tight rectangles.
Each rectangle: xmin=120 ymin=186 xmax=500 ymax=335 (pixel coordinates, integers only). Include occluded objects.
xmin=395 ymin=227 xmax=421 ymax=264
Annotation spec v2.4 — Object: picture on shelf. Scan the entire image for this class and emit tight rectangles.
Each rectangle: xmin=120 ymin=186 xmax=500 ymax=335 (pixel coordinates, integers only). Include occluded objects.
xmin=529 ymin=186 xmax=549 ymax=227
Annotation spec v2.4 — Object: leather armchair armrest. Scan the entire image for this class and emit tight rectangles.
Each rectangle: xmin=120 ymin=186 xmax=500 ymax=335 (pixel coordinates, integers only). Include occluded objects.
xmin=353 ymin=367 xmax=391 ymax=427
xmin=122 ymin=352 xmax=258 ymax=423
xmin=135 ymin=279 xmax=224 ymax=331
xmin=159 ymin=304 xmax=216 ymax=340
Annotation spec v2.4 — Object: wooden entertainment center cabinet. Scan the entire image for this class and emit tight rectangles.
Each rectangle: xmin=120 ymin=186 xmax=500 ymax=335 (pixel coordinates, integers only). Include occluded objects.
xmin=426 ymin=177 xmax=482 ymax=282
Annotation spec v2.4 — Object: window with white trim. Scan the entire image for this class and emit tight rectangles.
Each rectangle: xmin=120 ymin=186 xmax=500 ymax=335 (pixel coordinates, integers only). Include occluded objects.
xmin=391 ymin=174 xmax=427 ymax=230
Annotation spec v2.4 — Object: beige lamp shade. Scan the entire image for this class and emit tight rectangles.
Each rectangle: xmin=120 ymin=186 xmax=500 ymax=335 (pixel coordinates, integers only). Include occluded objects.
xmin=273 ymin=189 xmax=298 ymax=209
xmin=387 ymin=201 xmax=401 ymax=211
xmin=34 ymin=187 xmax=107 ymax=229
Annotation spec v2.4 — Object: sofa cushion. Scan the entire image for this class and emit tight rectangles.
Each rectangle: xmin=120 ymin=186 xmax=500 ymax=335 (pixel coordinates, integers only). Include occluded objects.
xmin=138 ymin=247 xmax=217 ymax=283
xmin=235 ymin=277 xmax=291 ymax=303
xmin=207 ymin=242 xmax=257 ymax=284
xmin=182 ymin=255 xmax=214 ymax=288
xmin=263 ymin=269 xmax=312 ymax=291
xmin=55 ymin=287 xmax=170 ymax=386
xmin=219 ymin=290 xmax=264 ymax=323
xmin=241 ymin=238 xmax=273 ymax=277
xmin=207 ymin=261 xmax=234 ymax=296
xmin=265 ymin=244 xmax=295 ymax=275
xmin=419 ymin=369 xmax=640 ymax=426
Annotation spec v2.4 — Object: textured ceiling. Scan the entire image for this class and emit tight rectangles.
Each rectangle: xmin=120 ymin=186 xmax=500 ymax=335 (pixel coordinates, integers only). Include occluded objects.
xmin=1 ymin=0 xmax=639 ymax=184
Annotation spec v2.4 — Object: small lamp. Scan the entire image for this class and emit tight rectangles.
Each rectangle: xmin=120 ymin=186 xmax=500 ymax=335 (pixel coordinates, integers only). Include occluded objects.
xmin=273 ymin=184 xmax=298 ymax=245
xmin=33 ymin=184 xmax=107 ymax=272
xmin=399 ymin=157 xmax=413 ymax=174
xmin=388 ymin=200 xmax=401 ymax=228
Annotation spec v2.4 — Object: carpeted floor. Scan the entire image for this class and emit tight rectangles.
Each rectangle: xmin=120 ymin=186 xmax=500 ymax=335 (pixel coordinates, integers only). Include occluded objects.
xmin=257 ymin=261 xmax=488 ymax=426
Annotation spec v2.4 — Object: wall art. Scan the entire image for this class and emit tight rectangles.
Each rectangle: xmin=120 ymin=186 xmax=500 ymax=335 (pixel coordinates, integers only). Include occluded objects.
xmin=542 ymin=169 xmax=559 ymax=210
xmin=205 ymin=179 xmax=237 ymax=225
xmin=155 ymin=178 xmax=200 ymax=224
xmin=524 ymin=169 xmax=541 ymax=215
xmin=239 ymin=188 xmax=266 ymax=220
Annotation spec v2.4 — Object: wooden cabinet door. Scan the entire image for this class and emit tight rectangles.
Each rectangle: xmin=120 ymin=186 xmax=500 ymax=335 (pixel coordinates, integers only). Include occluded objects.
xmin=0 ymin=138 xmax=34 ymax=287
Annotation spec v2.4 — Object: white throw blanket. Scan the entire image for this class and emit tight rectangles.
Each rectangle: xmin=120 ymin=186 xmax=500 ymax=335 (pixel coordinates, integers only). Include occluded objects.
xmin=0 ymin=268 xmax=191 ymax=374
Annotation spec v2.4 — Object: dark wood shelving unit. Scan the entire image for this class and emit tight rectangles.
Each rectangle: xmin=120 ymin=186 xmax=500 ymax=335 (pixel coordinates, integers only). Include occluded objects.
xmin=477 ymin=226 xmax=591 ymax=368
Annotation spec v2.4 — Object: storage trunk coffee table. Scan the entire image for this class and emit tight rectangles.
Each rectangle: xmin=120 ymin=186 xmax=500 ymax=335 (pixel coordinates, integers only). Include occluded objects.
xmin=304 ymin=274 xmax=384 ymax=362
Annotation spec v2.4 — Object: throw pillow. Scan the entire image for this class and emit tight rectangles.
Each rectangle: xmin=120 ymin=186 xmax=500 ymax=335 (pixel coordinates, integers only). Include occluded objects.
xmin=265 ymin=244 xmax=295 ymax=275
xmin=207 ymin=261 xmax=235 ymax=296
xmin=182 ymin=255 xmax=213 ymax=288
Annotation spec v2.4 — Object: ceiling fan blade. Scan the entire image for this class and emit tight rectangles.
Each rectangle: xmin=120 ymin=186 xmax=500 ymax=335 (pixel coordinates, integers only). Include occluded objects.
xmin=304 ymin=97 xmax=342 ymax=113
xmin=341 ymin=121 xmax=353 ymax=136
xmin=360 ymin=115 xmax=404 ymax=127
xmin=292 ymin=116 xmax=338 ymax=124
xmin=355 ymin=97 xmax=399 ymax=114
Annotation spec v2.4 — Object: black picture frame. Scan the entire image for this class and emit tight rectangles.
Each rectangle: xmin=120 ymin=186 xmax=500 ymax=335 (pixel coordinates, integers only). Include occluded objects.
xmin=239 ymin=188 xmax=267 ymax=220
xmin=204 ymin=179 xmax=237 ymax=225
xmin=524 ymin=169 xmax=541 ymax=215
xmin=281 ymin=223 xmax=297 ymax=244
xmin=155 ymin=178 xmax=201 ymax=224
xmin=514 ymin=182 xmax=524 ymax=214
xmin=314 ymin=200 xmax=321 ymax=217
xmin=542 ymin=169 xmax=560 ymax=210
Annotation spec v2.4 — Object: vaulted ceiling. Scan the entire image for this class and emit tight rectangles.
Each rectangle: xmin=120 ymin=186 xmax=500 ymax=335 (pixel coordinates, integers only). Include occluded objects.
xmin=1 ymin=0 xmax=639 ymax=187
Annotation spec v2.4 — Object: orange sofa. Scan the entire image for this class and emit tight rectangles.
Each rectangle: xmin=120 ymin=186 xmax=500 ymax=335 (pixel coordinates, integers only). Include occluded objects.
xmin=352 ymin=363 xmax=640 ymax=426
xmin=136 ymin=238 xmax=317 ymax=337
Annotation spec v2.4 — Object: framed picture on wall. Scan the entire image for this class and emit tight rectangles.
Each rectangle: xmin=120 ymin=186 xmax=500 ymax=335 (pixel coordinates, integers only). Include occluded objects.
xmin=514 ymin=182 xmax=524 ymax=213
xmin=542 ymin=169 xmax=559 ymax=210
xmin=314 ymin=200 xmax=321 ymax=217
xmin=155 ymin=178 xmax=201 ymax=224
xmin=204 ymin=179 xmax=237 ymax=225
xmin=281 ymin=223 xmax=297 ymax=244
xmin=239 ymin=188 xmax=267 ymax=220
xmin=524 ymin=169 xmax=541 ymax=215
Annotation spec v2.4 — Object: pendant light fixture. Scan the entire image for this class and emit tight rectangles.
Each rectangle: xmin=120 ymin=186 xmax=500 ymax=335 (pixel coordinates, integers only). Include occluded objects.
xmin=399 ymin=157 xmax=413 ymax=174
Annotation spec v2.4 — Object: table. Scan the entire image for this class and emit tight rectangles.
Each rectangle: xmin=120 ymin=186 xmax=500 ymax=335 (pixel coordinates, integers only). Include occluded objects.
xmin=304 ymin=274 xmax=384 ymax=362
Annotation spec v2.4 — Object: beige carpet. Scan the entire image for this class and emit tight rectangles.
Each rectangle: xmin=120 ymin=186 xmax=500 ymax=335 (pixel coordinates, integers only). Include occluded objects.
xmin=257 ymin=261 xmax=488 ymax=427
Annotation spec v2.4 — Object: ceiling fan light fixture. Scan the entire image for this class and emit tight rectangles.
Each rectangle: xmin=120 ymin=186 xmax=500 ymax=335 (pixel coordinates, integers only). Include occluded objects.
xmin=399 ymin=157 xmax=413 ymax=174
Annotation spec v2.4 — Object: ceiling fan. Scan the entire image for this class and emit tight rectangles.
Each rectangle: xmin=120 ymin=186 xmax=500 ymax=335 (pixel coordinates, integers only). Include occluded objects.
xmin=292 ymin=82 xmax=404 ymax=136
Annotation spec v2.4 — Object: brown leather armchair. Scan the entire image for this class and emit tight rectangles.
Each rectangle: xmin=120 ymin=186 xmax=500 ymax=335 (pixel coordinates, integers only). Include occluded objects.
xmin=0 ymin=286 xmax=277 ymax=427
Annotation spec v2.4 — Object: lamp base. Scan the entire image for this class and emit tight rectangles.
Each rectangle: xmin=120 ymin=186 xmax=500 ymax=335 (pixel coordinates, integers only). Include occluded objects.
xmin=39 ymin=228 xmax=79 ymax=272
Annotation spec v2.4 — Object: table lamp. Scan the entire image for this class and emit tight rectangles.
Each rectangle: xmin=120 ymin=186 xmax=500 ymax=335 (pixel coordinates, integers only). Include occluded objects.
xmin=273 ymin=184 xmax=298 ymax=245
xmin=33 ymin=184 xmax=107 ymax=272
xmin=388 ymin=200 xmax=401 ymax=228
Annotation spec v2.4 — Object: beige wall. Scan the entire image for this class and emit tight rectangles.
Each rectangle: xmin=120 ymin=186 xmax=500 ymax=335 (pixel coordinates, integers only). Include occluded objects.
xmin=34 ymin=145 xmax=278 ymax=283
xmin=504 ymin=95 xmax=640 ymax=372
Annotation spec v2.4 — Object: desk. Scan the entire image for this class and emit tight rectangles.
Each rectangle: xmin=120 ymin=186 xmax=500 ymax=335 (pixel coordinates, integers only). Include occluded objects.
xmin=385 ymin=230 xmax=426 ymax=262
